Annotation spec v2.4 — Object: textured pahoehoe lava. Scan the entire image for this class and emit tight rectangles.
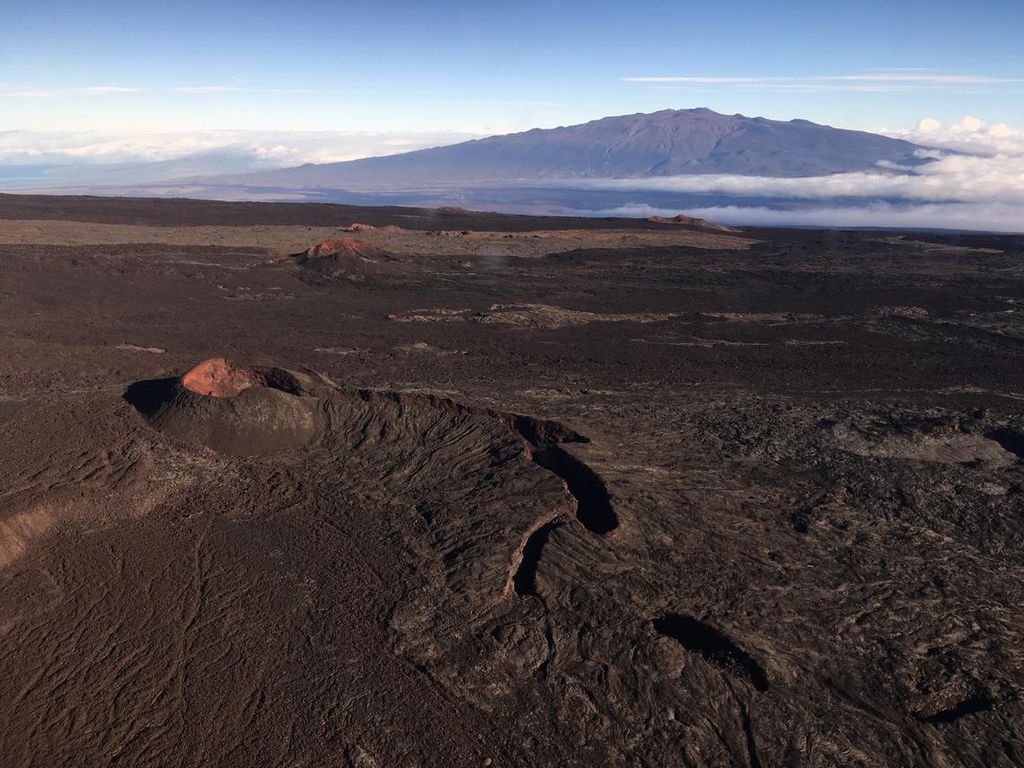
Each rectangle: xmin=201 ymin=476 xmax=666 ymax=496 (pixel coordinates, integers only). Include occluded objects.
xmin=127 ymin=358 xmax=617 ymax=608
xmin=9 ymin=195 xmax=1024 ymax=767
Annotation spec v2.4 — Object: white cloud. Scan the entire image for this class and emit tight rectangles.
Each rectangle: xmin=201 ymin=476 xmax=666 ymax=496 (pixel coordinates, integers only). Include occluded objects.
xmin=886 ymin=115 xmax=1024 ymax=156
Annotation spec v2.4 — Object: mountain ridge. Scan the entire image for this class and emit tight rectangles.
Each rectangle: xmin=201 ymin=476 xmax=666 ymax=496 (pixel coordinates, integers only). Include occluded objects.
xmin=214 ymin=108 xmax=934 ymax=189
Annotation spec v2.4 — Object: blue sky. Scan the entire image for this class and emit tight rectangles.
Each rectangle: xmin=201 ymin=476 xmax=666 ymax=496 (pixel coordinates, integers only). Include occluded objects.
xmin=2 ymin=0 xmax=1023 ymax=134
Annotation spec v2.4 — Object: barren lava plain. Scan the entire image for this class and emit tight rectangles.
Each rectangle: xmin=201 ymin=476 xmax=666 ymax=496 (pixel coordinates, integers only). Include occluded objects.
xmin=0 ymin=193 xmax=1023 ymax=767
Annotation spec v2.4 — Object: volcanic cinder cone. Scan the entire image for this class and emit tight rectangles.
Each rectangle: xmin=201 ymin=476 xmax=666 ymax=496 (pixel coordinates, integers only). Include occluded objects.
xmin=648 ymin=213 xmax=739 ymax=232
xmin=294 ymin=237 xmax=401 ymax=277
xmin=128 ymin=358 xmax=330 ymax=455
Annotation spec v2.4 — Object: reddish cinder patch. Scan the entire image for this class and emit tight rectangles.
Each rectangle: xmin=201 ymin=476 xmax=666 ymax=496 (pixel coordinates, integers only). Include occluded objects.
xmin=182 ymin=358 xmax=262 ymax=398
xmin=304 ymin=237 xmax=388 ymax=261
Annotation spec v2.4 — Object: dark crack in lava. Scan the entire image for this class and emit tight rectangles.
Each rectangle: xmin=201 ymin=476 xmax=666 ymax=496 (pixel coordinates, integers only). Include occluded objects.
xmin=741 ymin=704 xmax=763 ymax=768
xmin=915 ymin=694 xmax=994 ymax=724
xmin=531 ymin=446 xmax=618 ymax=534
xmin=511 ymin=521 xmax=563 ymax=597
xmin=984 ymin=428 xmax=1024 ymax=461
xmin=653 ymin=613 xmax=769 ymax=692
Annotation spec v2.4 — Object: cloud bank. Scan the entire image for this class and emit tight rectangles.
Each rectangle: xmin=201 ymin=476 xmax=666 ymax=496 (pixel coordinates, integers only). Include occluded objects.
xmin=0 ymin=129 xmax=481 ymax=170
xmin=887 ymin=115 xmax=1024 ymax=156
xmin=557 ymin=153 xmax=1024 ymax=205
xmin=591 ymin=202 xmax=1024 ymax=234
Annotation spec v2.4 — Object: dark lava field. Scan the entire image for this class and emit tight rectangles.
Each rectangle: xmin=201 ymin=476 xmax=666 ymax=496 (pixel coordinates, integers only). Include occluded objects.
xmin=0 ymin=193 xmax=1023 ymax=767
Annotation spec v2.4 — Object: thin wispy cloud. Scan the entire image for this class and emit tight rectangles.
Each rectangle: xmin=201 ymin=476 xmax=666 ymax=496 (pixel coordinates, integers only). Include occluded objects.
xmin=170 ymin=85 xmax=313 ymax=95
xmin=622 ymin=73 xmax=1024 ymax=92
xmin=1 ymin=83 xmax=312 ymax=99
xmin=76 ymin=86 xmax=143 ymax=94
xmin=170 ymin=86 xmax=244 ymax=94
xmin=0 ymin=84 xmax=142 ymax=98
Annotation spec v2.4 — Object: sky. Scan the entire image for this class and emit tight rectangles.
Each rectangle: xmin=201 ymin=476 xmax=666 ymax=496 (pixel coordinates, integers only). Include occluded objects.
xmin=2 ymin=0 xmax=1023 ymax=137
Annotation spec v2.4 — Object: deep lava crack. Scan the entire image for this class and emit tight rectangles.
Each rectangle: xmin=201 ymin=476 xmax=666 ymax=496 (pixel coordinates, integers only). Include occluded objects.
xmin=653 ymin=613 xmax=769 ymax=692
xmin=915 ymin=694 xmax=994 ymax=724
xmin=512 ymin=521 xmax=564 ymax=597
xmin=531 ymin=446 xmax=618 ymax=534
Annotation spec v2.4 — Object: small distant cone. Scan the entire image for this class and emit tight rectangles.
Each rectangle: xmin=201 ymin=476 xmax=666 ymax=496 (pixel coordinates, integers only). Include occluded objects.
xmin=293 ymin=237 xmax=401 ymax=277
xmin=648 ymin=214 xmax=739 ymax=233
xmin=302 ymin=237 xmax=390 ymax=261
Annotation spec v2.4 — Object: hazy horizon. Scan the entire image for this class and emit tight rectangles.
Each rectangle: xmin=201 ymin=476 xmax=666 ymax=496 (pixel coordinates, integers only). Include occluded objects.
xmin=2 ymin=0 xmax=1022 ymax=231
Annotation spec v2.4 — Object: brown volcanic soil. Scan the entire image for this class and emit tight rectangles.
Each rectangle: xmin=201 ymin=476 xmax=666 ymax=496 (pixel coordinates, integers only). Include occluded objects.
xmin=1 ymin=195 xmax=1024 ymax=767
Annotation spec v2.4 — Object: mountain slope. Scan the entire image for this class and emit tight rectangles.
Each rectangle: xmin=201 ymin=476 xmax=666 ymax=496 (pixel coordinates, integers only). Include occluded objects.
xmin=221 ymin=108 xmax=932 ymax=189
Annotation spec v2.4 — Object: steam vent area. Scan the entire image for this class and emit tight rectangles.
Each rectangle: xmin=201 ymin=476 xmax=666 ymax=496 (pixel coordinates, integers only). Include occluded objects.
xmin=0 ymin=194 xmax=1023 ymax=767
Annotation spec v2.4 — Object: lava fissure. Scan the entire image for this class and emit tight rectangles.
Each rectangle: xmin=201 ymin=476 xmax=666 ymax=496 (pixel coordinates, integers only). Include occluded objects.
xmin=531 ymin=446 xmax=618 ymax=535
xmin=537 ymin=618 xmax=556 ymax=679
xmin=652 ymin=614 xmax=769 ymax=692
xmin=741 ymin=704 xmax=763 ymax=768
xmin=915 ymin=694 xmax=994 ymax=724
xmin=984 ymin=428 xmax=1024 ymax=461
xmin=511 ymin=520 xmax=564 ymax=597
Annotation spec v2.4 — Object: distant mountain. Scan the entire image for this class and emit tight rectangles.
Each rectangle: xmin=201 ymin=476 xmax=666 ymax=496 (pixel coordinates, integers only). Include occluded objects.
xmin=217 ymin=108 xmax=933 ymax=190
